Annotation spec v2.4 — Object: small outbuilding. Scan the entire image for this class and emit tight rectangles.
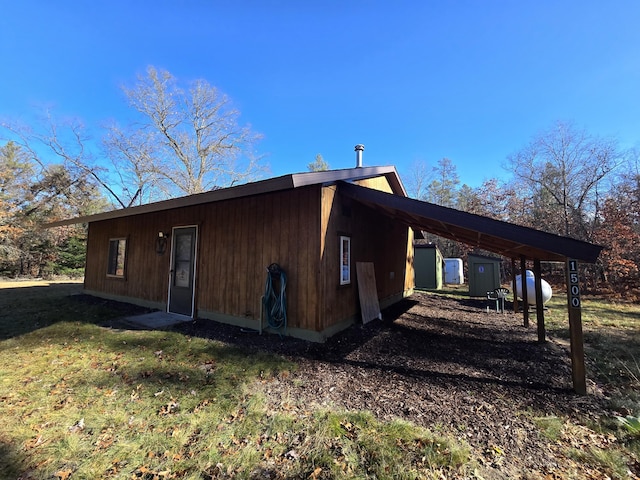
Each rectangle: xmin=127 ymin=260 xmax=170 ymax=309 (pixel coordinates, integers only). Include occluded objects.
xmin=413 ymin=243 xmax=443 ymax=290
xmin=444 ymin=258 xmax=464 ymax=285
xmin=467 ymin=253 xmax=502 ymax=297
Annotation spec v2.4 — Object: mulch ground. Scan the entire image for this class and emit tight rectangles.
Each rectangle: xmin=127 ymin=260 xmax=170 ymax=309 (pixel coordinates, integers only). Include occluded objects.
xmin=165 ymin=291 xmax=617 ymax=478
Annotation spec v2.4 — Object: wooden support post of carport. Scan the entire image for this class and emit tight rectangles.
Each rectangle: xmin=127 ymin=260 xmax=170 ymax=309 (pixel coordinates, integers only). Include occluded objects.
xmin=511 ymin=258 xmax=519 ymax=314
xmin=533 ymin=258 xmax=546 ymax=343
xmin=520 ymin=255 xmax=529 ymax=327
xmin=566 ymin=258 xmax=587 ymax=395
xmin=514 ymin=256 xmax=586 ymax=394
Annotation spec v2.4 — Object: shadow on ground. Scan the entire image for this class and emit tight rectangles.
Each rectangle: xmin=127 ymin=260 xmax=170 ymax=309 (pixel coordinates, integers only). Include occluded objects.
xmin=170 ymin=291 xmax=611 ymax=475
xmin=0 ymin=283 xmax=154 ymax=340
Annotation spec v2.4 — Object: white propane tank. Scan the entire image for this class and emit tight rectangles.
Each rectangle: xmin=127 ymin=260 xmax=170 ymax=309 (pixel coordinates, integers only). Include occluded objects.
xmin=515 ymin=270 xmax=552 ymax=304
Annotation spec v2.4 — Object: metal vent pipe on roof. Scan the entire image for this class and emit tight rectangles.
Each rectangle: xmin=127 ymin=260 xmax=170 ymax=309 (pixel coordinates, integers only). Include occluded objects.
xmin=355 ymin=144 xmax=365 ymax=167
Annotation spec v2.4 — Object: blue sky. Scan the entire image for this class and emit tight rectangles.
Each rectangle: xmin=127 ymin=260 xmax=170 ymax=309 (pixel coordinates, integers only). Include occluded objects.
xmin=1 ymin=1 xmax=639 ymax=188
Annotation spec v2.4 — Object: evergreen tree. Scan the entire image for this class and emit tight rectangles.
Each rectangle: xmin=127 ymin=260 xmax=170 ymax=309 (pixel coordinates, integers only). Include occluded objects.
xmin=308 ymin=154 xmax=329 ymax=172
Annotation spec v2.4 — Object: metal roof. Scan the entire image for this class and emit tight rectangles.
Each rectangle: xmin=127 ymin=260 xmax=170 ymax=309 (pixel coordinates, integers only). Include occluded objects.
xmin=45 ymin=166 xmax=404 ymax=228
xmin=338 ymin=181 xmax=603 ymax=263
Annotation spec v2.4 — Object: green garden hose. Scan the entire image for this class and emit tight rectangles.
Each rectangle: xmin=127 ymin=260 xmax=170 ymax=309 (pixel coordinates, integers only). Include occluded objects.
xmin=263 ymin=263 xmax=287 ymax=334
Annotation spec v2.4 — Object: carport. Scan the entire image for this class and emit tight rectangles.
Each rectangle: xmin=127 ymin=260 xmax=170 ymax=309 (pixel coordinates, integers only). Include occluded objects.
xmin=338 ymin=181 xmax=603 ymax=394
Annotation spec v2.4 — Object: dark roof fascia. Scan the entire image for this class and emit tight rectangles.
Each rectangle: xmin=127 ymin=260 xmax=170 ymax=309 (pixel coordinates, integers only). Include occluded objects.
xmin=338 ymin=181 xmax=603 ymax=264
xmin=413 ymin=243 xmax=439 ymax=249
xmin=291 ymin=165 xmax=406 ymax=195
xmin=45 ymin=165 xmax=404 ymax=228
xmin=467 ymin=253 xmax=503 ymax=262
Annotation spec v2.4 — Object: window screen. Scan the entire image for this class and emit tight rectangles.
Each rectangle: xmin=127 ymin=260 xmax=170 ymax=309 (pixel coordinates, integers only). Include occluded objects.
xmin=340 ymin=236 xmax=351 ymax=285
xmin=107 ymin=238 xmax=127 ymax=277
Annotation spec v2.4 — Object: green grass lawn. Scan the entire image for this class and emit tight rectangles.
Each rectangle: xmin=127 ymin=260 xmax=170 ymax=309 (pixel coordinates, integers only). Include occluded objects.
xmin=0 ymin=282 xmax=470 ymax=479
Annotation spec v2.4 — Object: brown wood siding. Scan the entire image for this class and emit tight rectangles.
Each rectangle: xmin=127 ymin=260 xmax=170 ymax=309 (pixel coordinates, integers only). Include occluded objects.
xmin=355 ymin=176 xmax=394 ymax=193
xmin=319 ymin=185 xmax=347 ymax=328
xmin=319 ymin=181 xmax=412 ymax=331
xmin=85 ymin=186 xmax=322 ymax=331
xmin=355 ymin=176 xmax=415 ymax=298
xmin=405 ymin=228 xmax=415 ymax=292
xmin=84 ymin=175 xmax=410 ymax=335
xmin=352 ymin=201 xmax=410 ymax=302
xmin=85 ymin=216 xmax=172 ymax=303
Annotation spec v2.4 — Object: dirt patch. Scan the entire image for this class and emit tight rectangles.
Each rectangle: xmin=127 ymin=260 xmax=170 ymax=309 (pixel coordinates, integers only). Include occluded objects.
xmin=172 ymin=291 xmax=612 ymax=478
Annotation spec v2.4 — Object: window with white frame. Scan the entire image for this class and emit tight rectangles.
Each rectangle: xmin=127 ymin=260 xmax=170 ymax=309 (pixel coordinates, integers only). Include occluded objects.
xmin=107 ymin=238 xmax=127 ymax=277
xmin=340 ymin=235 xmax=351 ymax=285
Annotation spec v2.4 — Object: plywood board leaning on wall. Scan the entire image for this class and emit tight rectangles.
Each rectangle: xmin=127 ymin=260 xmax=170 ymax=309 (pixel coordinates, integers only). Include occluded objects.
xmin=356 ymin=262 xmax=382 ymax=324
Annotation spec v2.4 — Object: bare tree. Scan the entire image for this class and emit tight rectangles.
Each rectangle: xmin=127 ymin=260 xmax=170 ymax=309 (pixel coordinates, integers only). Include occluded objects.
xmin=120 ymin=66 xmax=265 ymax=196
xmin=102 ymin=123 xmax=161 ymax=206
xmin=1 ymin=113 xmax=112 ymax=212
xmin=403 ymin=159 xmax=433 ymax=200
xmin=2 ymin=67 xmax=265 ymax=206
xmin=506 ymin=121 xmax=622 ymax=239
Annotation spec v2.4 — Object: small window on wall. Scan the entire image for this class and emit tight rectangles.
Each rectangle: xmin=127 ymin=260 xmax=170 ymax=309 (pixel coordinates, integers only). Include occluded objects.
xmin=340 ymin=235 xmax=351 ymax=285
xmin=107 ymin=238 xmax=127 ymax=277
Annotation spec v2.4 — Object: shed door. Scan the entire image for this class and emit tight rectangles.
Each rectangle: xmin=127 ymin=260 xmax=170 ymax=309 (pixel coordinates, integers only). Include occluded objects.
xmin=168 ymin=226 xmax=198 ymax=317
xmin=473 ymin=263 xmax=496 ymax=297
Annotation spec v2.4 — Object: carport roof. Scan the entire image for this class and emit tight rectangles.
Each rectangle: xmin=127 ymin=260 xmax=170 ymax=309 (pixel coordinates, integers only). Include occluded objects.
xmin=338 ymin=181 xmax=603 ymax=264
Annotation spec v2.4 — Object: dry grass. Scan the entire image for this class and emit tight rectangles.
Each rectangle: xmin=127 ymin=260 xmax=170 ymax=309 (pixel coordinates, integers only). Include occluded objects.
xmin=0 ymin=281 xmax=470 ymax=479
xmin=543 ymin=292 xmax=640 ymax=475
xmin=4 ymin=279 xmax=640 ymax=478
